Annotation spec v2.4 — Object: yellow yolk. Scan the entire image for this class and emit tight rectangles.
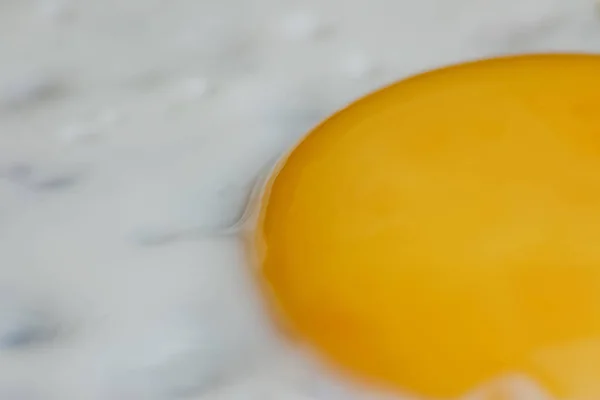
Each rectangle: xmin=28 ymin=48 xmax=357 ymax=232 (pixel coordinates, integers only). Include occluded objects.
xmin=253 ymin=54 xmax=600 ymax=399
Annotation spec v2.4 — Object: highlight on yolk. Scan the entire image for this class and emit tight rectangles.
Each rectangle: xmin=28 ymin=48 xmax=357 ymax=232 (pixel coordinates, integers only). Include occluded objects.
xmin=252 ymin=54 xmax=600 ymax=399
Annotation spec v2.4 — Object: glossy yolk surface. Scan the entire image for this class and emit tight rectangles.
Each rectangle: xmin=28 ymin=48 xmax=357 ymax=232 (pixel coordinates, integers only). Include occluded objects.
xmin=254 ymin=54 xmax=600 ymax=399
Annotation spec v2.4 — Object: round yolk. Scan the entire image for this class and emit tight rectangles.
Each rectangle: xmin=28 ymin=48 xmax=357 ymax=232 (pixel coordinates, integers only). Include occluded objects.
xmin=253 ymin=54 xmax=600 ymax=399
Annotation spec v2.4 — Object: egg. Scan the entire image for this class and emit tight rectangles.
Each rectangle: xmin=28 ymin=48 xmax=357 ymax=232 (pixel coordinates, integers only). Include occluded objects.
xmin=251 ymin=54 xmax=600 ymax=399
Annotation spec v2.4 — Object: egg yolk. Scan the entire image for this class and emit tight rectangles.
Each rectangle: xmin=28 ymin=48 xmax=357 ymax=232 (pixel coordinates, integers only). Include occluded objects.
xmin=253 ymin=54 xmax=600 ymax=399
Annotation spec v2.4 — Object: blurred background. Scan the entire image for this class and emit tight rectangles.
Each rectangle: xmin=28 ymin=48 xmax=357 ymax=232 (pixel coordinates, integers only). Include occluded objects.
xmin=0 ymin=0 xmax=598 ymax=399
